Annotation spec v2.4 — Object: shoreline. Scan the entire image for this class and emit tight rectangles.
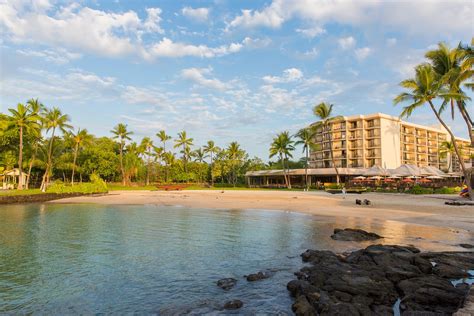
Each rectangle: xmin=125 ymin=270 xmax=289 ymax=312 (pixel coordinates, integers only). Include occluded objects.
xmin=48 ymin=190 xmax=474 ymax=232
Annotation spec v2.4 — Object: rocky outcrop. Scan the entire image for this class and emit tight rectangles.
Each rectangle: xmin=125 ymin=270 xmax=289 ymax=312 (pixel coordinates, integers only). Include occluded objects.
xmin=288 ymin=244 xmax=474 ymax=315
xmin=330 ymin=228 xmax=383 ymax=241
xmin=245 ymin=271 xmax=272 ymax=282
xmin=216 ymin=278 xmax=237 ymax=290
xmin=223 ymin=300 xmax=243 ymax=310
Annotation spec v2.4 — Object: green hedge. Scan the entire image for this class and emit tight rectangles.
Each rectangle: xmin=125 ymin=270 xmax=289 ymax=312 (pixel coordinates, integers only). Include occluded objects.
xmin=46 ymin=174 xmax=108 ymax=194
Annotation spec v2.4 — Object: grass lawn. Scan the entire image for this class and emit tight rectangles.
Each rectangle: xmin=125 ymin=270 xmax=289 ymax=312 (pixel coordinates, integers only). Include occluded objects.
xmin=0 ymin=189 xmax=44 ymax=196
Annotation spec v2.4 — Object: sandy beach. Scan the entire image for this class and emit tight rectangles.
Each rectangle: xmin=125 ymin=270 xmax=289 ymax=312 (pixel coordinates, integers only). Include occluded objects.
xmin=50 ymin=190 xmax=474 ymax=232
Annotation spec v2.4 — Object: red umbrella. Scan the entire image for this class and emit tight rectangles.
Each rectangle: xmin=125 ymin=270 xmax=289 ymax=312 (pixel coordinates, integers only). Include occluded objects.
xmin=419 ymin=178 xmax=432 ymax=183
xmin=383 ymin=178 xmax=396 ymax=183
xmin=401 ymin=178 xmax=414 ymax=183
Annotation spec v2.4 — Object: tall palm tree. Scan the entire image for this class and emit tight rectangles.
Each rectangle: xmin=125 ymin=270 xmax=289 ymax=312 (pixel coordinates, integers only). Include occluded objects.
xmin=139 ymin=137 xmax=155 ymax=185
xmin=174 ymin=131 xmax=193 ymax=173
xmin=25 ymin=98 xmax=44 ymax=189
xmin=192 ymin=148 xmax=207 ymax=183
xmin=157 ymin=130 xmax=172 ymax=152
xmin=439 ymin=141 xmax=457 ymax=172
xmin=40 ymin=107 xmax=72 ymax=191
xmin=394 ymin=63 xmax=471 ymax=199
xmin=111 ymin=123 xmax=133 ymax=185
xmin=269 ymin=132 xmax=294 ymax=188
xmin=295 ymin=127 xmax=316 ymax=190
xmin=425 ymin=42 xmax=474 ymax=145
xmin=69 ymin=128 xmax=92 ymax=185
xmin=153 ymin=146 xmax=164 ymax=183
xmin=313 ymin=102 xmax=343 ymax=184
xmin=7 ymin=103 xmax=41 ymax=190
xmin=227 ymin=141 xmax=244 ymax=187
xmin=162 ymin=152 xmax=176 ymax=182
xmin=203 ymin=140 xmax=220 ymax=186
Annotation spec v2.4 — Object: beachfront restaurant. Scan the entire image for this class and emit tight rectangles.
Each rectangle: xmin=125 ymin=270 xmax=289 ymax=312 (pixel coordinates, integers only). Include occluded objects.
xmin=1 ymin=168 xmax=28 ymax=190
xmin=245 ymin=164 xmax=466 ymax=188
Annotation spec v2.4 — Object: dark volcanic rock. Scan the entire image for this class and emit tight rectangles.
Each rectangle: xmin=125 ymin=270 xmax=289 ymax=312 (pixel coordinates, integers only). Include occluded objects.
xmin=245 ymin=271 xmax=271 ymax=282
xmin=216 ymin=278 xmax=237 ymax=290
xmin=223 ymin=299 xmax=243 ymax=310
xmin=288 ymin=244 xmax=474 ymax=315
xmin=330 ymin=228 xmax=383 ymax=241
xmin=459 ymin=243 xmax=474 ymax=249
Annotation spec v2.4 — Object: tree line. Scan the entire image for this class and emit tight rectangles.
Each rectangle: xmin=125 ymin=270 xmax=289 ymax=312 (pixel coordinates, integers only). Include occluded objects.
xmin=0 ymin=102 xmax=307 ymax=190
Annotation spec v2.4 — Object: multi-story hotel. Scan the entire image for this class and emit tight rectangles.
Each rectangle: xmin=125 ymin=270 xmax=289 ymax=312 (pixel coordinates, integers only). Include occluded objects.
xmin=310 ymin=113 xmax=473 ymax=172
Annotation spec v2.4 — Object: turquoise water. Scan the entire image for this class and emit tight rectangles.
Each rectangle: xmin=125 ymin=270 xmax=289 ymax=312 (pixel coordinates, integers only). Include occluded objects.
xmin=0 ymin=204 xmax=472 ymax=314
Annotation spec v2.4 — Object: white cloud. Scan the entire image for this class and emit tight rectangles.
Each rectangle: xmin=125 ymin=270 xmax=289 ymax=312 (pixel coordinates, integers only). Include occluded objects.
xmin=242 ymin=37 xmax=272 ymax=49
xmin=263 ymin=68 xmax=303 ymax=83
xmin=227 ymin=0 xmax=472 ymax=37
xmin=16 ymin=48 xmax=82 ymax=64
xmin=181 ymin=67 xmax=228 ymax=90
xmin=143 ymin=8 xmax=164 ymax=34
xmin=146 ymin=37 xmax=243 ymax=58
xmin=181 ymin=7 xmax=209 ymax=22
xmin=295 ymin=26 xmax=326 ymax=38
xmin=355 ymin=47 xmax=372 ymax=60
xmin=338 ymin=36 xmax=356 ymax=50
xmin=386 ymin=38 xmax=397 ymax=46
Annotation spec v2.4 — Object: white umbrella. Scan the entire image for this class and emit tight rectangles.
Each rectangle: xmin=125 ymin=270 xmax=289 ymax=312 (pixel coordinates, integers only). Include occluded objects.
xmin=426 ymin=175 xmax=443 ymax=179
xmin=370 ymin=176 xmax=383 ymax=180
xmin=353 ymin=176 xmax=366 ymax=180
xmin=406 ymin=176 xmax=420 ymax=179
xmin=388 ymin=175 xmax=401 ymax=179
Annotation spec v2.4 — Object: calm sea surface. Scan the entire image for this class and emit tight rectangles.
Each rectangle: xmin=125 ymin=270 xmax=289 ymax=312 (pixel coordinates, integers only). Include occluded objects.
xmin=0 ymin=204 xmax=472 ymax=314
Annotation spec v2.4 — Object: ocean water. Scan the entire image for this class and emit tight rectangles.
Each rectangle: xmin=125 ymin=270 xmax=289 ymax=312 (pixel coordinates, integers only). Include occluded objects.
xmin=0 ymin=204 xmax=472 ymax=314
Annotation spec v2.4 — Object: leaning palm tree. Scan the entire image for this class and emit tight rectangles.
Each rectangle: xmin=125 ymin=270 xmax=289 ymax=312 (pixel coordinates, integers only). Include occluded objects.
xmin=69 ymin=128 xmax=92 ymax=185
xmin=425 ymin=42 xmax=474 ymax=145
xmin=25 ymin=98 xmax=44 ymax=189
xmin=174 ymin=131 xmax=193 ymax=173
xmin=157 ymin=130 xmax=172 ymax=152
xmin=40 ymin=107 xmax=72 ymax=191
xmin=111 ymin=123 xmax=133 ymax=185
xmin=269 ymin=132 xmax=295 ymax=188
xmin=313 ymin=102 xmax=343 ymax=184
xmin=439 ymin=141 xmax=458 ymax=172
xmin=295 ymin=127 xmax=317 ymax=190
xmin=394 ymin=63 xmax=471 ymax=199
xmin=203 ymin=140 xmax=220 ymax=186
xmin=227 ymin=141 xmax=244 ymax=187
xmin=7 ymin=103 xmax=41 ymax=190
xmin=139 ymin=137 xmax=155 ymax=185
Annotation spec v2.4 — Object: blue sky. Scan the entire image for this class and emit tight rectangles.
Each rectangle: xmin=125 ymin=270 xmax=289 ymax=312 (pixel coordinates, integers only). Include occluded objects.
xmin=0 ymin=0 xmax=472 ymax=160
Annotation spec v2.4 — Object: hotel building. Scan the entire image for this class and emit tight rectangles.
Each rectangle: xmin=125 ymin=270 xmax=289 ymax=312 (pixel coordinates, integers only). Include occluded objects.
xmin=310 ymin=113 xmax=473 ymax=172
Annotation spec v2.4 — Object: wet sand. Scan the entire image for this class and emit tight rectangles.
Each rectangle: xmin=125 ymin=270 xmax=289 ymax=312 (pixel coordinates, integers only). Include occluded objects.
xmin=50 ymin=190 xmax=474 ymax=232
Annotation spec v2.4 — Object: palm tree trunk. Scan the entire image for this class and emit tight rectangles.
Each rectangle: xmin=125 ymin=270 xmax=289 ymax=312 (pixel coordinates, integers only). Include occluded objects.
xmin=305 ymin=147 xmax=309 ymax=191
xmin=329 ymin=136 xmax=340 ymax=184
xmin=120 ymin=142 xmax=125 ymax=186
xmin=26 ymin=141 xmax=38 ymax=189
xmin=456 ymin=100 xmax=474 ymax=146
xmin=210 ymin=153 xmax=214 ymax=186
xmin=146 ymin=149 xmax=151 ymax=185
xmin=40 ymin=127 xmax=56 ymax=191
xmin=286 ymin=155 xmax=292 ymax=189
xmin=18 ymin=126 xmax=24 ymax=190
xmin=71 ymin=143 xmax=79 ymax=185
xmin=280 ymin=153 xmax=289 ymax=188
xmin=429 ymin=100 xmax=472 ymax=200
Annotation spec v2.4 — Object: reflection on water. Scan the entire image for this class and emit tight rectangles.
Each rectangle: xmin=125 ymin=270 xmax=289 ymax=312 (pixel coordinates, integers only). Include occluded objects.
xmin=0 ymin=204 xmax=472 ymax=314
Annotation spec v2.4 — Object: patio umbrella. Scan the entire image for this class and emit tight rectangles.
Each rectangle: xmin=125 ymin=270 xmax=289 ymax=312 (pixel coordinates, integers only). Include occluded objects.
xmin=353 ymin=176 xmax=366 ymax=180
xmin=419 ymin=178 xmax=432 ymax=183
xmin=426 ymin=175 xmax=443 ymax=179
xmin=401 ymin=178 xmax=414 ymax=183
xmin=370 ymin=176 xmax=383 ymax=180
xmin=383 ymin=178 xmax=396 ymax=183
xmin=388 ymin=175 xmax=401 ymax=179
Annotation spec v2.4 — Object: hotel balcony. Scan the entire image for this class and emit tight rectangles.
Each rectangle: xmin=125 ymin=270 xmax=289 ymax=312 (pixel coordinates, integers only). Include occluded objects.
xmin=348 ymin=121 xmax=363 ymax=130
xmin=366 ymin=131 xmax=381 ymax=139
xmin=365 ymin=119 xmax=380 ymax=129
xmin=366 ymin=140 xmax=381 ymax=148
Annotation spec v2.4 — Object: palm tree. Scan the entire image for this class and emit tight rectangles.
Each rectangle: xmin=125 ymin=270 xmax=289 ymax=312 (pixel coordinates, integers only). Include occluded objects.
xmin=40 ymin=107 xmax=72 ymax=191
xmin=139 ymin=137 xmax=155 ymax=185
xmin=203 ymin=140 xmax=219 ymax=186
xmin=439 ymin=141 xmax=458 ymax=172
xmin=152 ymin=146 xmax=164 ymax=183
xmin=174 ymin=131 xmax=193 ymax=173
xmin=295 ymin=127 xmax=317 ymax=190
xmin=425 ymin=42 xmax=474 ymax=145
xmin=111 ymin=123 xmax=133 ymax=185
xmin=7 ymin=103 xmax=41 ymax=190
xmin=394 ymin=63 xmax=471 ymax=199
xmin=269 ymin=132 xmax=294 ymax=188
xmin=313 ymin=102 xmax=343 ymax=184
xmin=25 ymin=98 xmax=44 ymax=189
xmin=162 ymin=152 xmax=176 ymax=182
xmin=192 ymin=148 xmax=207 ymax=183
xmin=157 ymin=130 xmax=172 ymax=152
xmin=69 ymin=128 xmax=92 ymax=185
xmin=227 ymin=142 xmax=244 ymax=187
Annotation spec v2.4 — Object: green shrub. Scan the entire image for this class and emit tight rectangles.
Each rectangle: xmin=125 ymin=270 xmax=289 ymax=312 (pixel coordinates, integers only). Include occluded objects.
xmin=325 ymin=183 xmax=342 ymax=189
xmin=47 ymin=174 xmax=108 ymax=194
xmin=433 ymin=187 xmax=461 ymax=194
xmin=408 ymin=185 xmax=433 ymax=195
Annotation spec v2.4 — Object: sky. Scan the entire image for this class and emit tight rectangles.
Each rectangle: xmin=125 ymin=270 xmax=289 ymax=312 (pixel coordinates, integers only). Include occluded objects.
xmin=0 ymin=0 xmax=472 ymax=160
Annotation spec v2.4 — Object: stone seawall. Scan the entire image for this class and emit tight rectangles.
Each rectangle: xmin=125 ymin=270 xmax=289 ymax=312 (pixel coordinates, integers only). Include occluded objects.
xmin=0 ymin=192 xmax=107 ymax=205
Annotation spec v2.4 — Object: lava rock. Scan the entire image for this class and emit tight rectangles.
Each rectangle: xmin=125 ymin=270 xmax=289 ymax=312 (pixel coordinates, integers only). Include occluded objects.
xmin=245 ymin=271 xmax=271 ymax=282
xmin=287 ymin=244 xmax=474 ymax=315
xmin=223 ymin=300 xmax=243 ymax=310
xmin=330 ymin=228 xmax=383 ymax=241
xmin=459 ymin=243 xmax=474 ymax=249
xmin=216 ymin=278 xmax=237 ymax=290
